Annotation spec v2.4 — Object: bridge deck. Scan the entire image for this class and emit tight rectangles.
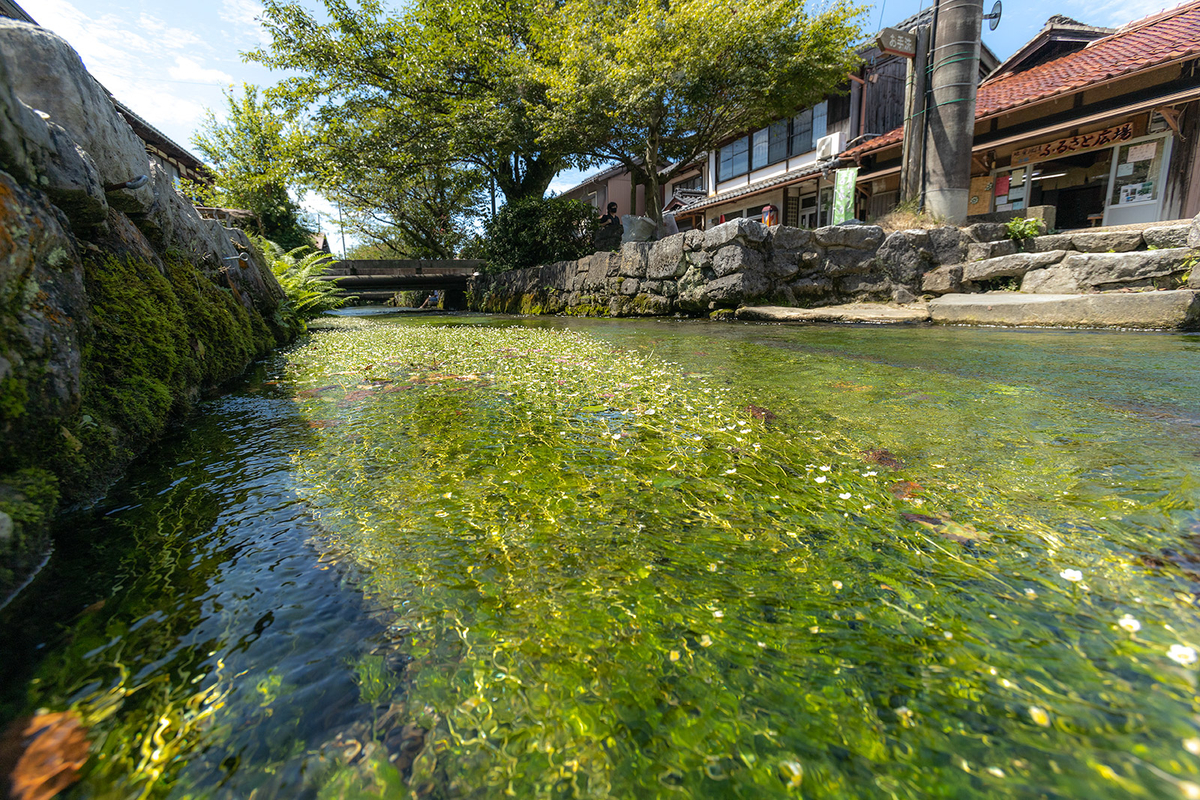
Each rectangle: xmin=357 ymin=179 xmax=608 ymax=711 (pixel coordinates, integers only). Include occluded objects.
xmin=315 ymin=258 xmax=483 ymax=302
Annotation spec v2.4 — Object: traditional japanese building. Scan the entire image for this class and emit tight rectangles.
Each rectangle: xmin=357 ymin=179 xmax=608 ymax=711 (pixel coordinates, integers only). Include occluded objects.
xmin=844 ymin=0 xmax=1200 ymax=228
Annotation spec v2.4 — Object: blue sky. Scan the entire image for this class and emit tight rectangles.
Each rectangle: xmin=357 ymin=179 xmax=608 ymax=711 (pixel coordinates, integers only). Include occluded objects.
xmin=17 ymin=0 xmax=1179 ymax=251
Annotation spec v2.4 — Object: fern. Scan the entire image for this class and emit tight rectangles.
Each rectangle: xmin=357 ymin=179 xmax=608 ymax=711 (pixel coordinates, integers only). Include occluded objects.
xmin=254 ymin=237 xmax=352 ymax=322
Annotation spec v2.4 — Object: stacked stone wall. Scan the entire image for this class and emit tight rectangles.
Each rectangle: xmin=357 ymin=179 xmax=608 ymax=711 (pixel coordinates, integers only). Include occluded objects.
xmin=471 ymin=215 xmax=1200 ymax=318
xmin=470 ymin=218 xmax=974 ymax=316
xmin=0 ymin=20 xmax=295 ymax=597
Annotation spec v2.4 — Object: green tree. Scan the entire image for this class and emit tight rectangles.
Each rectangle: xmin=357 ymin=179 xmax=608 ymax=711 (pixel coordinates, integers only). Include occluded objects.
xmin=302 ymin=113 xmax=483 ymax=259
xmin=482 ymin=196 xmax=599 ymax=272
xmin=191 ymin=84 xmax=314 ymax=251
xmin=536 ymin=0 xmax=865 ymax=222
xmin=249 ymin=0 xmax=594 ymax=204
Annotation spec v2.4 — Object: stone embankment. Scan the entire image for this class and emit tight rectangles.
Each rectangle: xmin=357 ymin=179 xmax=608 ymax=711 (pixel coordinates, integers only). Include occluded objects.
xmin=0 ymin=20 xmax=295 ymax=598
xmin=469 ymin=215 xmax=1200 ymax=330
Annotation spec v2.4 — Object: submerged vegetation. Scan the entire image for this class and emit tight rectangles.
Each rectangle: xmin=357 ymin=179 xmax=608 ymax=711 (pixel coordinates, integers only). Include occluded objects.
xmin=4 ymin=317 xmax=1200 ymax=797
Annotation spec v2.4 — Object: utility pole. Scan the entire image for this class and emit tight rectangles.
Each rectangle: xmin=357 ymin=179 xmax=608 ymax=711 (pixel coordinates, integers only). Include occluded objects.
xmin=900 ymin=25 xmax=931 ymax=204
xmin=337 ymin=199 xmax=347 ymax=257
xmin=923 ymin=0 xmax=984 ymax=223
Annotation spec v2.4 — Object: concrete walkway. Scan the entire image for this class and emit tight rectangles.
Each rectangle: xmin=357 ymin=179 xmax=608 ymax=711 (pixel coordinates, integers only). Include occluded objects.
xmin=928 ymin=290 xmax=1200 ymax=329
xmin=736 ymin=303 xmax=931 ymax=324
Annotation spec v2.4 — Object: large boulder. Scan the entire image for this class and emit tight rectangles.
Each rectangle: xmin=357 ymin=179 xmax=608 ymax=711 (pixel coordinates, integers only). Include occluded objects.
xmin=703 ymin=217 xmax=767 ymax=250
xmin=921 ymin=264 xmax=962 ymax=295
xmin=768 ymin=225 xmax=814 ymax=253
xmin=927 ymin=226 xmax=969 ymax=265
xmin=619 ymin=242 xmax=652 ymax=278
xmin=1024 ymin=233 xmax=1074 ymax=253
xmin=41 ymin=122 xmax=107 ymax=228
xmin=1187 ymin=213 xmax=1200 ymax=250
xmin=1069 ymin=230 xmax=1143 ymax=253
xmin=1058 ymin=249 xmax=1193 ymax=290
xmin=822 ymin=248 xmax=875 ymax=278
xmin=647 ymin=234 xmax=687 ymax=280
xmin=877 ymin=229 xmax=936 ymax=289
xmin=711 ymin=243 xmax=763 ymax=278
xmin=704 ymin=271 xmax=770 ymax=308
xmin=967 ymin=239 xmax=1017 ymax=261
xmin=1020 ymin=264 xmax=1080 ymax=294
xmin=962 ymin=250 xmax=1068 ymax=283
xmin=963 ymin=222 xmax=1009 ymax=243
xmin=0 ymin=20 xmax=154 ymax=213
xmin=814 ymin=224 xmax=884 ymax=250
xmin=1142 ymin=225 xmax=1191 ymax=250
xmin=0 ymin=171 xmax=85 ymax=429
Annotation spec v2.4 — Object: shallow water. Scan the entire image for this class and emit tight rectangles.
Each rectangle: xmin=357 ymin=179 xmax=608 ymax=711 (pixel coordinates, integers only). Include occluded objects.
xmin=4 ymin=312 xmax=1200 ymax=799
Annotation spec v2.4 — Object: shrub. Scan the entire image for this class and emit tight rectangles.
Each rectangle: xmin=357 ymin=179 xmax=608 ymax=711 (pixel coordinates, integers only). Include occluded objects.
xmin=1005 ymin=217 xmax=1044 ymax=240
xmin=481 ymin=197 xmax=599 ymax=272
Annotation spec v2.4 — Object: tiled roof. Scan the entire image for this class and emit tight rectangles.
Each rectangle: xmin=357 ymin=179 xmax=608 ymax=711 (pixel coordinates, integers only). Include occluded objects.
xmin=676 ymin=162 xmax=828 ymax=215
xmin=843 ymin=0 xmax=1200 ymax=160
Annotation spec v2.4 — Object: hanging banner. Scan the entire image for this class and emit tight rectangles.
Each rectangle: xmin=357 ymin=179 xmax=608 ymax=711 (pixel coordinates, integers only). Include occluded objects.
xmin=832 ymin=167 xmax=858 ymax=225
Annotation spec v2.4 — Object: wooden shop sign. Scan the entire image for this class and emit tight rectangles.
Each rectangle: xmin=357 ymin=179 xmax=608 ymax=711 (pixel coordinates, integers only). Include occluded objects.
xmin=1011 ymin=123 xmax=1134 ymax=165
xmin=876 ymin=27 xmax=917 ymax=58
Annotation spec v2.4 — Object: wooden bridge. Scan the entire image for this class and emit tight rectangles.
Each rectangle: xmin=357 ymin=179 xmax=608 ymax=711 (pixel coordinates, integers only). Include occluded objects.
xmin=316 ymin=259 xmax=484 ymax=305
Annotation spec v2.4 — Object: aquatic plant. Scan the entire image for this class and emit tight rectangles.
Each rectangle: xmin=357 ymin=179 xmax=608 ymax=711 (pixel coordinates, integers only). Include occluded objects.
xmin=281 ymin=319 xmax=1200 ymax=798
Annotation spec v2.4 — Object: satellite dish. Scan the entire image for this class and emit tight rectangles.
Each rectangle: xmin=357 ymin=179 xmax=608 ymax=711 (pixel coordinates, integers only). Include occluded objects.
xmin=984 ymin=0 xmax=1002 ymax=31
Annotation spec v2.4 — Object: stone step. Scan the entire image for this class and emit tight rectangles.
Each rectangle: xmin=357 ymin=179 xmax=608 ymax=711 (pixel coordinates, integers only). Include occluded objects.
xmin=736 ymin=303 xmax=930 ymax=325
xmin=928 ymin=290 xmax=1200 ymax=329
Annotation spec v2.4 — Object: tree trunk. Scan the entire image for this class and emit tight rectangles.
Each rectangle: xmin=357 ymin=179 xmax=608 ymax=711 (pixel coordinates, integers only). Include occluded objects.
xmin=493 ymin=154 xmax=558 ymax=202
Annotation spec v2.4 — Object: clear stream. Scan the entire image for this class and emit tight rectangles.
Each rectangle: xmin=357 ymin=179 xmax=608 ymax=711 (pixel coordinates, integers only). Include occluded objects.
xmin=4 ymin=311 xmax=1200 ymax=799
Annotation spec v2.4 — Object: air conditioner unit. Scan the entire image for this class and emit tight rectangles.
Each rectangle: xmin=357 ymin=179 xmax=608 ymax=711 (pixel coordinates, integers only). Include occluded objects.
xmin=815 ymin=131 xmax=846 ymax=160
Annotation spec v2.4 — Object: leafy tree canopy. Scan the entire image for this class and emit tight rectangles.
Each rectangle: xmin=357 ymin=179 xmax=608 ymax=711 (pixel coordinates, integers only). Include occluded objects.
xmin=190 ymin=84 xmax=315 ymax=251
xmin=249 ymin=0 xmax=596 ymax=204
xmin=535 ymin=0 xmax=865 ymax=221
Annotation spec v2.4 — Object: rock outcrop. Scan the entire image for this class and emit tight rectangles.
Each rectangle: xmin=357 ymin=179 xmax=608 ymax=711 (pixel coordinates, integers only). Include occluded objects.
xmin=0 ymin=21 xmax=294 ymax=598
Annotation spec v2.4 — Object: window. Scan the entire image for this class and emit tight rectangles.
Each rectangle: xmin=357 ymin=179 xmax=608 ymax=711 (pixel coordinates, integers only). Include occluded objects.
xmin=752 ymin=128 xmax=769 ymax=170
xmin=768 ymin=120 xmax=788 ymax=164
xmin=790 ymin=109 xmax=813 ymax=156
xmin=813 ymin=102 xmax=827 ymax=144
xmin=675 ymin=173 xmax=704 ymax=192
xmin=828 ymin=93 xmax=851 ymax=126
xmin=719 ymin=137 xmax=750 ymax=180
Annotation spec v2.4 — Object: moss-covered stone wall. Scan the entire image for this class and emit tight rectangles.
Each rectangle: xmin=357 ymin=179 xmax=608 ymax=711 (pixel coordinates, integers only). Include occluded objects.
xmin=0 ymin=22 xmax=297 ymax=599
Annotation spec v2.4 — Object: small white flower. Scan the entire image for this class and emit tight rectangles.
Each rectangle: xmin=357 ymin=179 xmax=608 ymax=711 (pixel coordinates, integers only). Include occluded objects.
xmin=832 ymin=580 xmax=843 ymax=590
xmin=863 ymin=504 xmax=875 ymax=510
xmin=1118 ymin=614 xmax=1141 ymax=633
xmin=1028 ymin=706 xmax=1050 ymax=727
xmin=987 ymin=767 xmax=1006 ymax=778
xmin=1182 ymin=781 xmax=1200 ymax=800
xmin=839 ymin=492 xmax=852 ymax=500
xmin=1184 ymin=737 xmax=1200 ymax=755
xmin=713 ymin=610 xmax=724 ymax=619
xmin=863 ymin=470 xmax=878 ymax=477
xmin=820 ymin=465 xmax=831 ymax=471
xmin=815 ymin=476 xmax=827 ymax=484
xmin=1169 ymin=644 xmax=1198 ymax=666
xmin=1059 ymin=569 xmax=1083 ymax=582
xmin=1024 ymin=588 xmax=1038 ymax=598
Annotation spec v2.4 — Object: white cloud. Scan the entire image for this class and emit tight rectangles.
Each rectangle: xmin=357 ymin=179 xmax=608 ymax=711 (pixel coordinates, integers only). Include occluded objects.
xmin=1058 ymin=0 xmax=1170 ymax=26
xmin=219 ymin=0 xmax=272 ymax=46
xmin=18 ymin=0 xmax=249 ymax=147
xmin=169 ymin=57 xmax=234 ymax=85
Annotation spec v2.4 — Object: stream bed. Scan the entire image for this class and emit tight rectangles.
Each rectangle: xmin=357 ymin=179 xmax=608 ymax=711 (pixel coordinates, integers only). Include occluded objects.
xmin=4 ymin=311 xmax=1200 ymax=799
